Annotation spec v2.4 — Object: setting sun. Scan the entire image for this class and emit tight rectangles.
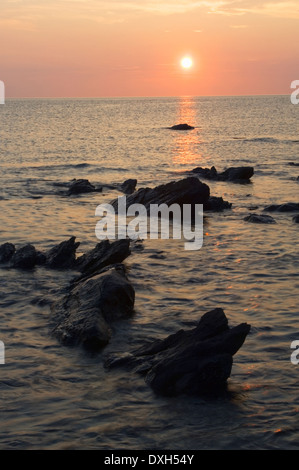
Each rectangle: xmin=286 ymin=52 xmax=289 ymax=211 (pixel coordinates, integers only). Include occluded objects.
xmin=181 ymin=57 xmax=193 ymax=69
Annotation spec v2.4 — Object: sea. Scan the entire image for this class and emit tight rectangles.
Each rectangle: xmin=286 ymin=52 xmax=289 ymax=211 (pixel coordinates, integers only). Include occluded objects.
xmin=0 ymin=95 xmax=298 ymax=450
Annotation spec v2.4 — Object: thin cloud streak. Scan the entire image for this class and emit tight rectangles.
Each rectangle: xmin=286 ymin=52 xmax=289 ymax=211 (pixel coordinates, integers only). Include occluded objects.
xmin=2 ymin=0 xmax=299 ymax=24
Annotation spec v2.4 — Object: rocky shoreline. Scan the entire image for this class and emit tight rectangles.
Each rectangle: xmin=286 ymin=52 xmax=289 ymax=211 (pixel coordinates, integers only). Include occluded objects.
xmin=1 ymin=167 xmax=298 ymax=395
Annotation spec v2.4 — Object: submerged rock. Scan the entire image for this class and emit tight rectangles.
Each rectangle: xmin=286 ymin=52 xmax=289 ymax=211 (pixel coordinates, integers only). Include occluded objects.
xmin=169 ymin=123 xmax=195 ymax=130
xmin=293 ymin=215 xmax=299 ymax=223
xmin=105 ymin=308 xmax=251 ymax=396
xmin=203 ymin=196 xmax=232 ymax=212
xmin=191 ymin=166 xmax=254 ymax=183
xmin=67 ymin=178 xmax=98 ymax=195
xmin=51 ymin=265 xmax=135 ymax=351
xmin=264 ymin=203 xmax=299 ymax=212
xmin=244 ymin=213 xmax=276 ymax=224
xmin=111 ymin=177 xmax=210 ymax=215
xmin=0 ymin=242 xmax=15 ymax=263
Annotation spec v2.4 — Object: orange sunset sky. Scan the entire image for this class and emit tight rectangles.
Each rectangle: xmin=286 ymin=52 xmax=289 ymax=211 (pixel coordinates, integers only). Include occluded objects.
xmin=1 ymin=0 xmax=299 ymax=98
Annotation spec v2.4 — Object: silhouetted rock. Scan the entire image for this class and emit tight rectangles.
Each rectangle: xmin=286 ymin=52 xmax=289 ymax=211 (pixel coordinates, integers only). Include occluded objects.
xmin=203 ymin=196 xmax=232 ymax=211
xmin=191 ymin=166 xmax=218 ymax=179
xmin=67 ymin=179 xmax=98 ymax=195
xmin=75 ymin=239 xmax=131 ymax=281
xmin=10 ymin=244 xmax=38 ymax=269
xmin=0 ymin=242 xmax=15 ymax=263
xmin=51 ymin=265 xmax=135 ymax=351
xmin=120 ymin=179 xmax=137 ymax=195
xmin=36 ymin=251 xmax=47 ymax=265
xmin=288 ymin=162 xmax=299 ymax=167
xmin=44 ymin=236 xmax=80 ymax=269
xmin=111 ymin=177 xmax=210 ymax=216
xmin=169 ymin=123 xmax=195 ymax=130
xmin=264 ymin=203 xmax=299 ymax=212
xmin=105 ymin=308 xmax=251 ymax=396
xmin=293 ymin=215 xmax=299 ymax=223
xmin=244 ymin=213 xmax=276 ymax=224
xmin=191 ymin=166 xmax=254 ymax=183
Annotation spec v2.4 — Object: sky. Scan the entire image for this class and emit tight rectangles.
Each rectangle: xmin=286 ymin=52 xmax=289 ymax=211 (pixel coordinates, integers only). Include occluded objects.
xmin=1 ymin=0 xmax=299 ymax=97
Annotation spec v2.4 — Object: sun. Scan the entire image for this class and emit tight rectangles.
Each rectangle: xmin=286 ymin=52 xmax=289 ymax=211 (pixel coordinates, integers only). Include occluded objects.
xmin=181 ymin=57 xmax=193 ymax=69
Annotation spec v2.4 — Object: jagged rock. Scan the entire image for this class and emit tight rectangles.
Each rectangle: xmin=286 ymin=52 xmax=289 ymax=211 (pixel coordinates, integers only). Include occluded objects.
xmin=0 ymin=242 xmax=15 ymax=263
xmin=244 ymin=213 xmax=276 ymax=224
xmin=51 ymin=265 xmax=135 ymax=351
xmin=169 ymin=123 xmax=195 ymax=130
xmin=75 ymin=239 xmax=131 ymax=281
xmin=264 ymin=203 xmax=299 ymax=212
xmin=191 ymin=166 xmax=254 ymax=183
xmin=105 ymin=308 xmax=251 ymax=396
xmin=120 ymin=179 xmax=137 ymax=195
xmin=203 ymin=196 xmax=232 ymax=211
xmin=67 ymin=179 xmax=100 ymax=195
xmin=111 ymin=177 xmax=210 ymax=215
xmin=192 ymin=166 xmax=218 ymax=179
xmin=10 ymin=244 xmax=38 ymax=269
xmin=44 ymin=236 xmax=80 ymax=269
xmin=293 ymin=215 xmax=299 ymax=223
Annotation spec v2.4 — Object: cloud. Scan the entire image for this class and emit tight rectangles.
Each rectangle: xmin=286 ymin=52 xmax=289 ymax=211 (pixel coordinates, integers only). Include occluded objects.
xmin=208 ymin=1 xmax=299 ymax=19
xmin=1 ymin=0 xmax=299 ymax=26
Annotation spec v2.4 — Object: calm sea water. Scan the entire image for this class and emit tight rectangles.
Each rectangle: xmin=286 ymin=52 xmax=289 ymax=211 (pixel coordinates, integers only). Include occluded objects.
xmin=0 ymin=96 xmax=298 ymax=450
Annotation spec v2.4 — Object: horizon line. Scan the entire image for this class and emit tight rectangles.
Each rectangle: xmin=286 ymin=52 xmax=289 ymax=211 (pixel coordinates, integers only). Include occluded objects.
xmin=4 ymin=93 xmax=289 ymax=100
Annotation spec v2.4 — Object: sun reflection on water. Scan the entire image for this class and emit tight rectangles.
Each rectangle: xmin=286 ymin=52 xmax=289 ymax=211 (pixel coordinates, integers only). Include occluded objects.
xmin=172 ymin=96 xmax=204 ymax=166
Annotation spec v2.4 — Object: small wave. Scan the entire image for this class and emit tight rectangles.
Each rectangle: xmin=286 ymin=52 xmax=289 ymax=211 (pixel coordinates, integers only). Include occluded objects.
xmin=232 ymin=137 xmax=299 ymax=144
xmin=26 ymin=163 xmax=93 ymax=171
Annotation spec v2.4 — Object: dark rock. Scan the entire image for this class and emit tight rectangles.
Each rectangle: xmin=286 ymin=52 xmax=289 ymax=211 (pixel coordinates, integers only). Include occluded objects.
xmin=221 ymin=166 xmax=254 ymax=182
xmin=45 ymin=236 xmax=80 ymax=269
xmin=191 ymin=166 xmax=254 ymax=183
xmin=10 ymin=244 xmax=38 ymax=269
xmin=105 ymin=308 xmax=251 ymax=396
xmin=36 ymin=251 xmax=47 ymax=265
xmin=0 ymin=242 xmax=15 ymax=263
xmin=51 ymin=265 xmax=135 ymax=351
xmin=264 ymin=203 xmax=299 ymax=212
xmin=293 ymin=215 xmax=299 ymax=223
xmin=120 ymin=179 xmax=137 ymax=195
xmin=244 ymin=213 xmax=276 ymax=224
xmin=75 ymin=239 xmax=131 ymax=281
xmin=169 ymin=123 xmax=195 ymax=130
xmin=67 ymin=179 xmax=98 ymax=195
xmin=191 ymin=166 xmax=218 ymax=179
xmin=203 ymin=196 xmax=232 ymax=211
xmin=288 ymin=162 xmax=299 ymax=166
xmin=111 ymin=177 xmax=210 ymax=215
